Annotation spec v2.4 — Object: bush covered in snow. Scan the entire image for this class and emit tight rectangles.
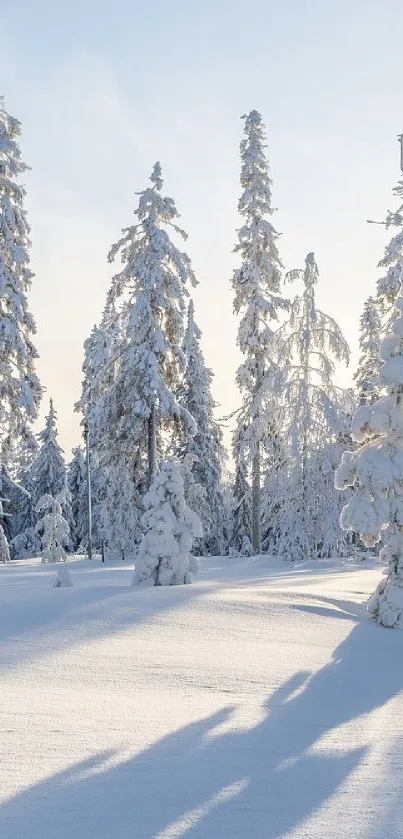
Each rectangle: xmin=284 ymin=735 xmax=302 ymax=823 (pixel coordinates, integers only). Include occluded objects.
xmin=132 ymin=461 xmax=202 ymax=587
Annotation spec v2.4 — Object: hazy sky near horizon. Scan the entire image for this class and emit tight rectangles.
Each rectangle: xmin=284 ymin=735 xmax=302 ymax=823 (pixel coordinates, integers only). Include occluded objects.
xmin=1 ymin=0 xmax=403 ymax=457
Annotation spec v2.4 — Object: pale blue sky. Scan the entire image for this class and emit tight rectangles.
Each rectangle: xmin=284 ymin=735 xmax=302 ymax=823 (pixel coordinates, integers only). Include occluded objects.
xmin=2 ymin=0 xmax=403 ymax=455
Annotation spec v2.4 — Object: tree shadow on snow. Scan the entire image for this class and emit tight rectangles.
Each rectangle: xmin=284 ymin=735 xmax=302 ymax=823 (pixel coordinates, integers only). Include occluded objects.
xmin=0 ymin=577 xmax=212 ymax=673
xmin=1 ymin=616 xmax=403 ymax=838
xmin=288 ymin=593 xmax=368 ymax=623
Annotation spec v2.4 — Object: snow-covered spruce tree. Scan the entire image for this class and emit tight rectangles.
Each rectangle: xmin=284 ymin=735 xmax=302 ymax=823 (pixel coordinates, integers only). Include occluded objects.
xmin=107 ymin=162 xmax=196 ymax=488
xmin=336 ymin=292 xmax=403 ymax=628
xmin=75 ymin=298 xmax=122 ymax=550
xmin=33 ymin=400 xmax=66 ymax=498
xmin=35 ymin=492 xmax=71 ymax=564
xmin=5 ymin=428 xmax=39 ymax=556
xmin=176 ymin=300 xmax=226 ymax=554
xmin=89 ymin=456 xmax=107 ymax=551
xmin=351 ymin=134 xmax=403 ymax=406
xmin=354 ymin=296 xmax=382 ymax=404
xmin=0 ymin=98 xmax=41 ymax=453
xmin=309 ymin=433 xmax=355 ymax=558
xmin=374 ymin=138 xmax=403 ymax=326
xmin=132 ymin=461 xmax=201 ymax=587
xmin=9 ymin=469 xmax=39 ymax=558
xmin=0 ymin=486 xmax=10 ymax=562
xmin=274 ymin=253 xmax=351 ymax=560
xmin=220 ymin=468 xmax=236 ymax=556
xmin=77 ymin=300 xmax=146 ymax=559
xmin=0 ymin=521 xmax=10 ymax=562
xmin=67 ymin=446 xmax=88 ymax=552
xmin=0 ymin=99 xmax=41 ymax=558
xmin=231 ymin=423 xmax=253 ymax=556
xmin=76 ymin=296 xmax=121 ymax=455
xmin=32 ymin=400 xmax=72 ymax=547
xmin=232 ymin=110 xmax=288 ymax=554
xmin=102 ymin=455 xmax=144 ymax=561
xmin=177 ymin=453 xmax=209 ymax=555
xmin=1 ymin=433 xmax=39 ymax=557
xmin=261 ymin=430 xmax=289 ymax=554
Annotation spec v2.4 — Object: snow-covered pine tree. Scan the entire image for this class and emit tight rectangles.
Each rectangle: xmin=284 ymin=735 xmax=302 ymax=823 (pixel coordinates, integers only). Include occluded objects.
xmin=75 ymin=298 xmax=122 ymax=550
xmin=36 ymin=492 xmax=71 ymax=564
xmin=177 ymin=453 xmax=209 ymax=556
xmin=351 ymin=133 xmax=403 ymax=407
xmin=0 ymin=521 xmax=10 ymax=562
xmin=89 ymin=455 xmax=106 ymax=552
xmin=220 ymin=468 xmax=236 ymax=556
xmin=0 ymin=98 xmax=41 ymax=456
xmin=231 ymin=423 xmax=253 ymax=556
xmin=177 ymin=300 xmax=226 ymax=554
xmin=374 ymin=138 xmax=403 ymax=325
xmin=32 ymin=400 xmax=72 ymax=547
xmin=232 ymin=110 xmax=288 ymax=555
xmin=67 ymin=446 xmax=88 ymax=552
xmin=76 ymin=297 xmax=121 ymax=454
xmin=6 ymin=426 xmax=38 ymax=552
xmin=132 ymin=460 xmax=201 ymax=587
xmin=310 ymin=433 xmax=354 ymax=559
xmin=274 ymin=253 xmax=351 ymax=560
xmin=102 ymin=455 xmax=144 ymax=561
xmin=33 ymin=400 xmax=67 ymax=496
xmin=0 ymin=98 xmax=41 ymax=559
xmin=1 ymin=431 xmax=39 ymax=557
xmin=354 ymin=296 xmax=382 ymax=404
xmin=78 ymin=298 xmax=146 ymax=559
xmin=261 ymin=430 xmax=289 ymax=555
xmin=107 ymin=162 xmax=197 ymax=487
xmin=9 ymin=468 xmax=39 ymax=558
xmin=0 ymin=487 xmax=10 ymax=562
xmin=336 ymin=291 xmax=403 ymax=627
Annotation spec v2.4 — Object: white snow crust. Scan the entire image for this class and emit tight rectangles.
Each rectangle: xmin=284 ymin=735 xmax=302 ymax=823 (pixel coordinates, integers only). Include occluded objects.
xmin=1 ymin=556 xmax=403 ymax=838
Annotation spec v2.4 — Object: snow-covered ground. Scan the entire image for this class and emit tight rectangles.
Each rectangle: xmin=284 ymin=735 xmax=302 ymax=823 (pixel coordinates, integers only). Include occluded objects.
xmin=1 ymin=556 xmax=403 ymax=838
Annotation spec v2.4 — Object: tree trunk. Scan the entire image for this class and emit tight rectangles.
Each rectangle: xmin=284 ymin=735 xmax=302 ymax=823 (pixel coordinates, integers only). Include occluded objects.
xmin=301 ymin=436 xmax=309 ymax=561
xmin=84 ymin=422 xmax=93 ymax=560
xmin=301 ymin=317 xmax=310 ymax=560
xmin=147 ymin=403 xmax=158 ymax=488
xmin=252 ymin=444 xmax=261 ymax=555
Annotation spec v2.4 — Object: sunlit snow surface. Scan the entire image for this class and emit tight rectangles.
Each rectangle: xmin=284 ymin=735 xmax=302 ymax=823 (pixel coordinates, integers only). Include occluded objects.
xmin=1 ymin=556 xmax=403 ymax=838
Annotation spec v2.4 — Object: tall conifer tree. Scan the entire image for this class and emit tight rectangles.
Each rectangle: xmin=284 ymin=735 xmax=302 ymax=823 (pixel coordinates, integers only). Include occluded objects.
xmin=274 ymin=253 xmax=351 ymax=560
xmin=0 ymin=98 xmax=41 ymax=555
xmin=67 ymin=446 xmax=87 ymax=551
xmin=0 ymin=98 xmax=41 ymax=454
xmin=231 ymin=423 xmax=253 ymax=556
xmin=232 ymin=110 xmax=288 ymax=554
xmin=178 ymin=301 xmax=226 ymax=554
xmin=354 ymin=296 xmax=382 ymax=404
xmin=106 ymin=162 xmax=197 ymax=486
xmin=32 ymin=401 xmax=72 ymax=548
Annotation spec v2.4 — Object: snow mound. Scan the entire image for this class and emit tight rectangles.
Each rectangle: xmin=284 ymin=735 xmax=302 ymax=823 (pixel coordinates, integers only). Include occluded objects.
xmin=53 ymin=567 xmax=73 ymax=588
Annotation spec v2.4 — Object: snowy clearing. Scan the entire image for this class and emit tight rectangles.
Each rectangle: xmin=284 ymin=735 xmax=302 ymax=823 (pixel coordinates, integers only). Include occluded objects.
xmin=1 ymin=556 xmax=403 ymax=839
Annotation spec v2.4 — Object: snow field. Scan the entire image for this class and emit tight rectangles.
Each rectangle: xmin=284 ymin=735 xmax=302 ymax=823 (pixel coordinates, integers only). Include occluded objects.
xmin=1 ymin=556 xmax=403 ymax=838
